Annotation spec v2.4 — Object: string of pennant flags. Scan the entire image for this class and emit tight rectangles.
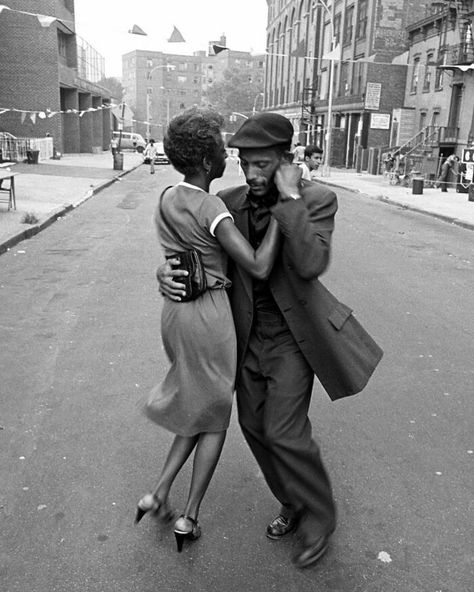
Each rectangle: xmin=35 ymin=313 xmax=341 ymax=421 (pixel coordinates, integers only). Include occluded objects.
xmin=0 ymin=104 xmax=168 ymax=130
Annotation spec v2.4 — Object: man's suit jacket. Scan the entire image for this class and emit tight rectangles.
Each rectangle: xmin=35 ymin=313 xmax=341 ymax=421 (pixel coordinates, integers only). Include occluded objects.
xmin=217 ymin=182 xmax=383 ymax=401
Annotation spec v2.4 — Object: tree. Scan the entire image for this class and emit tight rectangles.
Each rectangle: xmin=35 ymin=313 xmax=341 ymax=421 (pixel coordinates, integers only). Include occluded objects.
xmin=97 ymin=77 xmax=124 ymax=103
xmin=206 ymin=67 xmax=264 ymax=130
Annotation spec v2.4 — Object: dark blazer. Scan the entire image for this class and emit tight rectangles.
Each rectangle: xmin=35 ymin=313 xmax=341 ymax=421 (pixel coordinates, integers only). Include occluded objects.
xmin=217 ymin=181 xmax=383 ymax=401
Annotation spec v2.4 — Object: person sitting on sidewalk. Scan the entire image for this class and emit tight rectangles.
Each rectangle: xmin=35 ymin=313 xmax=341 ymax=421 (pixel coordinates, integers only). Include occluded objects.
xmin=299 ymin=145 xmax=323 ymax=181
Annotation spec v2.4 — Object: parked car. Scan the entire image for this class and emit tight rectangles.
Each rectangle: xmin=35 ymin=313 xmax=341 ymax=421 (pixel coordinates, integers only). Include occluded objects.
xmin=112 ymin=131 xmax=146 ymax=153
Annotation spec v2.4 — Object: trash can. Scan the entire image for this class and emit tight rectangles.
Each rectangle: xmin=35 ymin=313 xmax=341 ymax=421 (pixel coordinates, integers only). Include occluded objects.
xmin=412 ymin=177 xmax=424 ymax=195
xmin=113 ymin=152 xmax=124 ymax=171
xmin=468 ymin=184 xmax=474 ymax=202
xmin=26 ymin=149 xmax=40 ymax=164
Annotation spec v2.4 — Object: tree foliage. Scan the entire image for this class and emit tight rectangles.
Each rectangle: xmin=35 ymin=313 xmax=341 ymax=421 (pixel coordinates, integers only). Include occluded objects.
xmin=97 ymin=77 xmax=124 ymax=102
xmin=206 ymin=67 xmax=264 ymax=128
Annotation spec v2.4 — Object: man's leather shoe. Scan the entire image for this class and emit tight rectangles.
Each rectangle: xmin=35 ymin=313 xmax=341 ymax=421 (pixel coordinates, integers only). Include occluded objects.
xmin=292 ymin=533 xmax=330 ymax=568
xmin=266 ymin=514 xmax=299 ymax=540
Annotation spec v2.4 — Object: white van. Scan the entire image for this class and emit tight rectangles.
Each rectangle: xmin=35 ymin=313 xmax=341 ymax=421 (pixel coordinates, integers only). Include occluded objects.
xmin=112 ymin=131 xmax=146 ymax=153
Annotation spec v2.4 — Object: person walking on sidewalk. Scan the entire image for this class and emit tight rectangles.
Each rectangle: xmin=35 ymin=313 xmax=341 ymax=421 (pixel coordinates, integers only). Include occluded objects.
xmin=437 ymin=154 xmax=459 ymax=192
xmin=136 ymin=107 xmax=282 ymax=553
xmin=157 ymin=112 xmax=383 ymax=568
xmin=144 ymin=139 xmax=158 ymax=174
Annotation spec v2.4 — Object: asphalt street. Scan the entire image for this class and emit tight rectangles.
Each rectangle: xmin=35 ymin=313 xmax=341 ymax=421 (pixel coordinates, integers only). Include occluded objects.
xmin=0 ymin=160 xmax=473 ymax=592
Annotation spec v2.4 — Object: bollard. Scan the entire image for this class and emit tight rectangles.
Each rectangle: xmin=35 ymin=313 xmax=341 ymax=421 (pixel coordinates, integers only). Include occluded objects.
xmin=412 ymin=177 xmax=424 ymax=195
xmin=113 ymin=152 xmax=124 ymax=171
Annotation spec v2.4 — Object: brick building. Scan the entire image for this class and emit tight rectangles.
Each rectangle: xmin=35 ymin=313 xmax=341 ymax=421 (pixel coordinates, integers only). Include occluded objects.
xmin=393 ymin=0 xmax=474 ymax=180
xmin=0 ymin=0 xmax=112 ymax=154
xmin=264 ymin=0 xmax=429 ymax=168
xmin=122 ymin=37 xmax=265 ymax=141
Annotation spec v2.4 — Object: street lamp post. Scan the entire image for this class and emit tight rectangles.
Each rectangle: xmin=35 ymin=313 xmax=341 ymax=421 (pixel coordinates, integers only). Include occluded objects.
xmin=252 ymin=92 xmax=264 ymax=115
xmin=312 ymin=0 xmax=338 ymax=177
xmin=146 ymin=64 xmax=175 ymax=140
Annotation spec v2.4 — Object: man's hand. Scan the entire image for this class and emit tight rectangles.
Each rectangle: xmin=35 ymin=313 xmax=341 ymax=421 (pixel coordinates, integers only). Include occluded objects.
xmin=156 ymin=259 xmax=188 ymax=301
xmin=275 ymin=161 xmax=303 ymax=200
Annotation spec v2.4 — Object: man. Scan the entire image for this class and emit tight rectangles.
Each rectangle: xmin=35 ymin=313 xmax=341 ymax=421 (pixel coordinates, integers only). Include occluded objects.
xmin=144 ymin=139 xmax=157 ymax=174
xmin=299 ymin=144 xmax=323 ymax=180
xmin=437 ymin=154 xmax=459 ymax=192
xmin=158 ymin=113 xmax=383 ymax=568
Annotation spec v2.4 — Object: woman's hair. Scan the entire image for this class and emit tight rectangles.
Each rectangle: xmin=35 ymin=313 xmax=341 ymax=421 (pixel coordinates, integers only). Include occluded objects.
xmin=164 ymin=107 xmax=224 ymax=176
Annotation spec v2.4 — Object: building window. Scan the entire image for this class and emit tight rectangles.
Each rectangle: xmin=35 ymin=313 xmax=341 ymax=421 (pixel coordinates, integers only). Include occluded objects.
xmin=57 ymin=31 xmax=68 ymax=59
xmin=341 ymin=62 xmax=349 ymax=96
xmin=423 ymin=54 xmax=434 ymax=92
xmin=333 ymin=14 xmax=341 ymax=45
xmin=435 ymin=51 xmax=445 ymax=89
xmin=410 ymin=58 xmax=420 ymax=93
xmin=147 ymin=59 xmax=153 ymax=67
xmin=178 ymin=76 xmax=187 ymax=83
xmin=356 ymin=0 xmax=368 ymax=40
xmin=343 ymin=6 xmax=354 ymax=45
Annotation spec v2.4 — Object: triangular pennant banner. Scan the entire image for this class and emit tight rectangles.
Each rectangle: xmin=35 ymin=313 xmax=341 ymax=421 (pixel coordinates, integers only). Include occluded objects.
xmin=37 ymin=15 xmax=56 ymax=27
xmin=212 ymin=44 xmax=228 ymax=55
xmin=168 ymin=26 xmax=185 ymax=43
xmin=30 ymin=112 xmax=37 ymax=124
xmin=21 ymin=112 xmax=27 ymax=124
xmin=129 ymin=24 xmax=147 ymax=36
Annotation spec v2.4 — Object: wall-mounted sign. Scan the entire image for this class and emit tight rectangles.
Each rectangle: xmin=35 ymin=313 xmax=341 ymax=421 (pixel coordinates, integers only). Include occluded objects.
xmin=365 ymin=82 xmax=382 ymax=110
xmin=462 ymin=148 xmax=474 ymax=164
xmin=370 ymin=113 xmax=391 ymax=130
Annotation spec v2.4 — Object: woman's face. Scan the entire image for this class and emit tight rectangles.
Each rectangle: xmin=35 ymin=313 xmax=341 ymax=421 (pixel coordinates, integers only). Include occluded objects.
xmin=209 ymin=136 xmax=228 ymax=181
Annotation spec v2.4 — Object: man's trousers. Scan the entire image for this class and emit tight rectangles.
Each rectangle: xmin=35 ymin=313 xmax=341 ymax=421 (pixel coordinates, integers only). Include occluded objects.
xmin=236 ymin=310 xmax=336 ymax=543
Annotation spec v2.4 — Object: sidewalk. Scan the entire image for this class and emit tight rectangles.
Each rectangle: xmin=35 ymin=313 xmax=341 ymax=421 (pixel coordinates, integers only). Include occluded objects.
xmin=315 ymin=168 xmax=474 ymax=231
xmin=0 ymin=151 xmax=143 ymax=255
xmin=1 ymin=157 xmax=473 ymax=256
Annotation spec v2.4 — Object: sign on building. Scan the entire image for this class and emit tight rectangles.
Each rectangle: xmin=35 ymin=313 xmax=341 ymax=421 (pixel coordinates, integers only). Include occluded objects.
xmin=370 ymin=113 xmax=391 ymax=129
xmin=365 ymin=82 xmax=382 ymax=110
xmin=461 ymin=148 xmax=474 ymax=164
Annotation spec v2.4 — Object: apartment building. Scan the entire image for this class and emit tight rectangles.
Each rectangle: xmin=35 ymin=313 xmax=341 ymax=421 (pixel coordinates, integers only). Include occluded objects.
xmin=122 ymin=38 xmax=265 ymax=141
xmin=395 ymin=0 xmax=474 ymax=179
xmin=264 ymin=0 xmax=429 ymax=167
xmin=0 ymin=0 xmax=111 ymax=154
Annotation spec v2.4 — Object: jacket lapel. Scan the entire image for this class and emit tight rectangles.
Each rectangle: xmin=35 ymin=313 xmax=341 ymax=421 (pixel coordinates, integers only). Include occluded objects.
xmin=226 ymin=188 xmax=253 ymax=301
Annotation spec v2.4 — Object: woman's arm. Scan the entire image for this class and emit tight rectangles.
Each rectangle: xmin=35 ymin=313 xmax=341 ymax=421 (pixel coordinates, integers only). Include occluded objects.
xmin=214 ymin=217 xmax=280 ymax=280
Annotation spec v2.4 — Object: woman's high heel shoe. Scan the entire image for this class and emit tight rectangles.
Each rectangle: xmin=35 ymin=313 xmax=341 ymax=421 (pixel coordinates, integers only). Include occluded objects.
xmin=173 ymin=515 xmax=201 ymax=552
xmin=135 ymin=493 xmax=174 ymax=524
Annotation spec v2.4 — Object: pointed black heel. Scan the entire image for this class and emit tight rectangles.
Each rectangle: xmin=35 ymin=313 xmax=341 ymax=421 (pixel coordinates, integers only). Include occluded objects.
xmin=135 ymin=493 xmax=174 ymax=524
xmin=173 ymin=515 xmax=201 ymax=552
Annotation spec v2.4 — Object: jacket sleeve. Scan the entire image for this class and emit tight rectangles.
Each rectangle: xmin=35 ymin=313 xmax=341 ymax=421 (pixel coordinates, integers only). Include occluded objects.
xmin=270 ymin=185 xmax=338 ymax=280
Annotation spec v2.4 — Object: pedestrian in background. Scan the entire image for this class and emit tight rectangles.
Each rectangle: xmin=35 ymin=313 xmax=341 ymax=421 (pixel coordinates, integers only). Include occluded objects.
xmin=110 ymin=136 xmax=118 ymax=156
xmin=292 ymin=141 xmax=305 ymax=163
xmin=437 ymin=154 xmax=459 ymax=192
xmin=136 ymin=107 xmax=281 ymax=553
xmin=299 ymin=145 xmax=323 ymax=180
xmin=158 ymin=112 xmax=383 ymax=568
xmin=144 ymin=139 xmax=157 ymax=174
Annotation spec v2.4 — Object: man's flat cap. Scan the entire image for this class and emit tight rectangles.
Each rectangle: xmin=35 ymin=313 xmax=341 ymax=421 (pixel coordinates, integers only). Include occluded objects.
xmin=228 ymin=112 xmax=293 ymax=149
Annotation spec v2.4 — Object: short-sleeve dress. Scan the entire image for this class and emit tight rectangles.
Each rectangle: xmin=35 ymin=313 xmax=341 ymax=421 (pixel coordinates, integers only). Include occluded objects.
xmin=144 ymin=182 xmax=237 ymax=436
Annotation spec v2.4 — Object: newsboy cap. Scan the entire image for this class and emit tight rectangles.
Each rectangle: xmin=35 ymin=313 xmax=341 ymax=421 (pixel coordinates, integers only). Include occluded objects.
xmin=228 ymin=112 xmax=293 ymax=149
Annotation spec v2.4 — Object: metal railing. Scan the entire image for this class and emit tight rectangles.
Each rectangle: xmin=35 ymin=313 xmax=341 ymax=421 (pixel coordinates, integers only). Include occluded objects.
xmin=0 ymin=137 xmax=53 ymax=162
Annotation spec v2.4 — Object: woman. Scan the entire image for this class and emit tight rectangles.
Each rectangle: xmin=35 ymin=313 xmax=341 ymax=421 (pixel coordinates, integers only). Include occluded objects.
xmin=136 ymin=107 xmax=281 ymax=553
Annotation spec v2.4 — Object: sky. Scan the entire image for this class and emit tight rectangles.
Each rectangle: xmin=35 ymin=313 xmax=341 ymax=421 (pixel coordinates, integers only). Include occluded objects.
xmin=74 ymin=0 xmax=268 ymax=79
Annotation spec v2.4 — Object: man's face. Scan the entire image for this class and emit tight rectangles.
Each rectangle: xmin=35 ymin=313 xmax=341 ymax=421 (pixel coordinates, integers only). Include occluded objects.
xmin=238 ymin=147 xmax=283 ymax=198
xmin=305 ymin=152 xmax=323 ymax=171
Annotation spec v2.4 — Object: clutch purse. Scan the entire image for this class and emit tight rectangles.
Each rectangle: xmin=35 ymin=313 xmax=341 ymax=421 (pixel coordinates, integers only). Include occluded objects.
xmin=166 ymin=249 xmax=207 ymax=302
xmin=159 ymin=186 xmax=207 ymax=302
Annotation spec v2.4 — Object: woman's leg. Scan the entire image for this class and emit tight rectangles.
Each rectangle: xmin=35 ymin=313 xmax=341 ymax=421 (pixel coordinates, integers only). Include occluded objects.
xmin=152 ymin=434 xmax=199 ymax=501
xmin=182 ymin=430 xmax=227 ymax=519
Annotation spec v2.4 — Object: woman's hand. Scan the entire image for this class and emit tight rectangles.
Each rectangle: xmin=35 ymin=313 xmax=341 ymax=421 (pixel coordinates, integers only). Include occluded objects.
xmin=156 ymin=259 xmax=188 ymax=301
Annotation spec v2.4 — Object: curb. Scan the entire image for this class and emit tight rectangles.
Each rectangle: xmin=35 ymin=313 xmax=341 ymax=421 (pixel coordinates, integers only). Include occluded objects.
xmin=317 ymin=178 xmax=474 ymax=232
xmin=0 ymin=162 xmax=142 ymax=256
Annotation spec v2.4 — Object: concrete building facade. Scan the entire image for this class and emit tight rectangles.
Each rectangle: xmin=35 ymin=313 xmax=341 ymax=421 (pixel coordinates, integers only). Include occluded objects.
xmin=0 ymin=0 xmax=112 ymax=155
